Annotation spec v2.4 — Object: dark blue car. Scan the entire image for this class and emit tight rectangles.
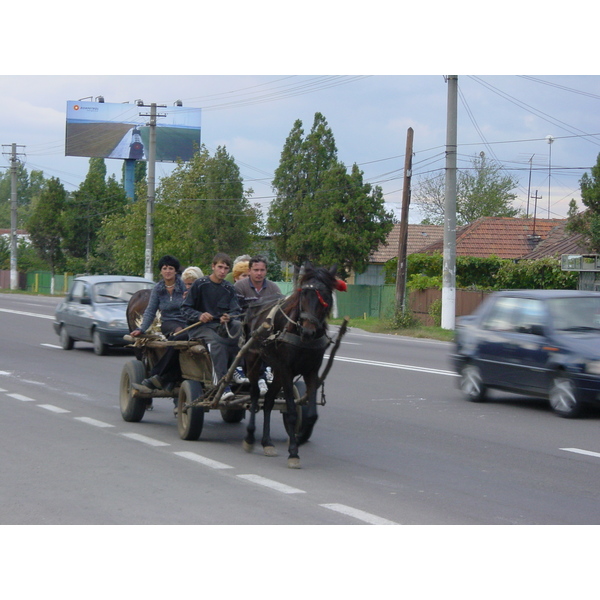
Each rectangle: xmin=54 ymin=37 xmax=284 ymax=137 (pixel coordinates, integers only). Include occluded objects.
xmin=451 ymin=290 xmax=600 ymax=418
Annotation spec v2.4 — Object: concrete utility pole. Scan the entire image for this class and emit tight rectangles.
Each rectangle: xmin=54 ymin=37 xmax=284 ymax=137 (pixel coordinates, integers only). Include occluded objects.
xmin=395 ymin=127 xmax=414 ymax=311
xmin=2 ymin=143 xmax=26 ymax=290
xmin=138 ymin=102 xmax=166 ymax=281
xmin=441 ymin=76 xmax=458 ymax=330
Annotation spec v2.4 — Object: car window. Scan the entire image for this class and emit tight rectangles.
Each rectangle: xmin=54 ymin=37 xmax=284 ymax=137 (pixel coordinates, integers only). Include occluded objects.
xmin=70 ymin=280 xmax=85 ymax=300
xmin=549 ymin=297 xmax=600 ymax=330
xmin=482 ymin=297 xmax=521 ymax=331
xmin=94 ymin=281 xmax=153 ymax=303
xmin=513 ymin=299 xmax=545 ymax=334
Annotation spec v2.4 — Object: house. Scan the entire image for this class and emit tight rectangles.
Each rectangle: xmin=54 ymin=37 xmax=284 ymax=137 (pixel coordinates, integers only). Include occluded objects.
xmin=0 ymin=229 xmax=30 ymax=244
xmin=418 ymin=217 xmax=567 ymax=259
xmin=356 ymin=223 xmax=444 ymax=285
xmin=520 ymin=220 xmax=587 ymax=260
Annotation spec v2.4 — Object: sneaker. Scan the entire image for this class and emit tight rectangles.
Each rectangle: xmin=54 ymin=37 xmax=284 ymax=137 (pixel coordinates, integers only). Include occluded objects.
xmin=258 ymin=379 xmax=268 ymax=397
xmin=233 ymin=367 xmax=249 ymax=384
xmin=265 ymin=367 xmax=273 ymax=384
xmin=222 ymin=386 xmax=234 ymax=401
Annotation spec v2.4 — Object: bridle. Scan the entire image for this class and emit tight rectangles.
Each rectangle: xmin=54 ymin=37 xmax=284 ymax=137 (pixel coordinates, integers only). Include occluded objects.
xmin=296 ymin=281 xmax=332 ymax=331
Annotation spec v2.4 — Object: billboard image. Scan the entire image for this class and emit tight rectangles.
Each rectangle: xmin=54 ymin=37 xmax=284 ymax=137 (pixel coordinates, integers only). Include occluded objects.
xmin=65 ymin=101 xmax=201 ymax=162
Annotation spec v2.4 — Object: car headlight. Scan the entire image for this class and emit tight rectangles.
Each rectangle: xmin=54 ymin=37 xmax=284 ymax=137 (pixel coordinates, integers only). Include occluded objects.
xmin=107 ymin=319 xmax=128 ymax=329
xmin=585 ymin=361 xmax=600 ymax=375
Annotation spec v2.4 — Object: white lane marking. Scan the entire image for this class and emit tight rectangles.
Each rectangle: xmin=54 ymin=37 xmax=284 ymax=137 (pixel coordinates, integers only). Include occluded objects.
xmin=6 ymin=393 xmax=36 ymax=402
xmin=121 ymin=432 xmax=170 ymax=447
xmin=320 ymin=503 xmax=399 ymax=525
xmin=560 ymin=447 xmax=600 ymax=459
xmin=174 ymin=451 xmax=234 ymax=470
xmin=38 ymin=404 xmax=71 ymax=414
xmin=237 ymin=474 xmax=306 ymax=495
xmin=0 ymin=387 xmax=7 ymax=392
xmin=326 ymin=355 xmax=457 ymax=376
xmin=41 ymin=344 xmax=62 ymax=349
xmin=74 ymin=417 xmax=115 ymax=428
xmin=0 ymin=371 xmax=12 ymax=376
xmin=0 ymin=307 xmax=54 ymax=320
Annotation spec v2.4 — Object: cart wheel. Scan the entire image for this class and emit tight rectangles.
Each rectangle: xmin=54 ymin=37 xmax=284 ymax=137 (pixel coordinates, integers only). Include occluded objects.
xmin=178 ymin=380 xmax=205 ymax=441
xmin=220 ymin=407 xmax=245 ymax=423
xmin=59 ymin=325 xmax=74 ymax=350
xmin=282 ymin=380 xmax=315 ymax=443
xmin=120 ymin=360 xmax=148 ymax=422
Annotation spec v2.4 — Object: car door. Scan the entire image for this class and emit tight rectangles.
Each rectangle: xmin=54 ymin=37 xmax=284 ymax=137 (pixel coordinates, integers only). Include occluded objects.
xmin=65 ymin=281 xmax=93 ymax=341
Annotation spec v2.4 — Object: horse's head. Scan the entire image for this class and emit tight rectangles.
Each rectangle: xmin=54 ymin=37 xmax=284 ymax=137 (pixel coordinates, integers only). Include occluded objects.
xmin=296 ymin=263 xmax=339 ymax=342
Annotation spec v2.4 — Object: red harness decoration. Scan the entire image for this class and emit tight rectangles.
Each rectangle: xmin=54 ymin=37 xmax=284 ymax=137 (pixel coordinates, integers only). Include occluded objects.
xmin=315 ymin=290 xmax=329 ymax=308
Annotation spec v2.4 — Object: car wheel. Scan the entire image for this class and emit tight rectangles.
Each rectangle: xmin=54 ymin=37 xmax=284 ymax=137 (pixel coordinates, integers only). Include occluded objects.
xmin=93 ymin=329 xmax=107 ymax=356
xmin=549 ymin=374 xmax=583 ymax=418
xmin=460 ymin=363 xmax=487 ymax=402
xmin=59 ymin=325 xmax=74 ymax=350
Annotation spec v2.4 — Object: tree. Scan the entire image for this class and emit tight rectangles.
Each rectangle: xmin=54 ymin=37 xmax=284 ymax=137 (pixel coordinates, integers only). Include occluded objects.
xmin=98 ymin=145 xmax=260 ymax=276
xmin=566 ymin=153 xmax=600 ymax=252
xmin=414 ymin=152 xmax=520 ymax=226
xmin=269 ymin=112 xmax=394 ymax=279
xmin=62 ymin=158 xmax=127 ymax=272
xmin=27 ymin=177 xmax=67 ymax=278
xmin=0 ymin=164 xmax=46 ymax=228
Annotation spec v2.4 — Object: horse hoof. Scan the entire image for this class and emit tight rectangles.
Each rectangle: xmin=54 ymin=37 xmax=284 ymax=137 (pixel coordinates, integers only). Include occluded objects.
xmin=242 ymin=440 xmax=254 ymax=453
xmin=287 ymin=458 xmax=301 ymax=469
xmin=263 ymin=446 xmax=278 ymax=457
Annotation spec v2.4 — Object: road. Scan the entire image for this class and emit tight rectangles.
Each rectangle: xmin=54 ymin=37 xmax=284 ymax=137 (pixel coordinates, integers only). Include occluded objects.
xmin=2 ymin=292 xmax=600 ymax=527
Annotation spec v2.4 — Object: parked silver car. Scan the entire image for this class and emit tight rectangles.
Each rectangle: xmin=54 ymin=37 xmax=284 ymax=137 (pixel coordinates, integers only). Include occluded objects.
xmin=54 ymin=275 xmax=154 ymax=355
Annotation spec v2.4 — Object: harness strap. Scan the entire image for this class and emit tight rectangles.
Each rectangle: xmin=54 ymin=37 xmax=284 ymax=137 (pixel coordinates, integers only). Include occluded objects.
xmin=276 ymin=330 xmax=331 ymax=350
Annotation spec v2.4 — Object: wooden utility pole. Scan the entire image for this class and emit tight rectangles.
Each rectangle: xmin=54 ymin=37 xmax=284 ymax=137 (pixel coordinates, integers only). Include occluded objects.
xmin=395 ymin=127 xmax=414 ymax=310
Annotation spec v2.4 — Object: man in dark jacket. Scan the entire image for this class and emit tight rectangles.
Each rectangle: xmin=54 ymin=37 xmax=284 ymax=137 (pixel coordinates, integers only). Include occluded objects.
xmin=181 ymin=253 xmax=241 ymax=400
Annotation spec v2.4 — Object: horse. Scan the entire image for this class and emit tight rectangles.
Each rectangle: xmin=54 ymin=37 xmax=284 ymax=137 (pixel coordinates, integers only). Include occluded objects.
xmin=126 ymin=288 xmax=153 ymax=361
xmin=242 ymin=262 xmax=346 ymax=468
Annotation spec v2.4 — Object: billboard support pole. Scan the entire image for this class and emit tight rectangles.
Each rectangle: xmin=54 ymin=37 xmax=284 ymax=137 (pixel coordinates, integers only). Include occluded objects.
xmin=140 ymin=103 xmax=166 ymax=280
xmin=124 ymin=159 xmax=136 ymax=201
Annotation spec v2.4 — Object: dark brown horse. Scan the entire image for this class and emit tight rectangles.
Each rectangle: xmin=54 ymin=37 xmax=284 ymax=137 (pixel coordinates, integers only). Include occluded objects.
xmin=126 ymin=288 xmax=152 ymax=360
xmin=242 ymin=263 xmax=345 ymax=468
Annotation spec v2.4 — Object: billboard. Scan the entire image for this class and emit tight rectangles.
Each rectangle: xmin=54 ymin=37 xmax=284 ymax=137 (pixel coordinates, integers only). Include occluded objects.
xmin=65 ymin=101 xmax=201 ymax=162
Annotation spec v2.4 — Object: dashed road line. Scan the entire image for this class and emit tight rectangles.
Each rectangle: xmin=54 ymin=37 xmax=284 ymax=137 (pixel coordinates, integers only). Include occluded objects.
xmin=320 ymin=503 xmax=399 ymax=525
xmin=174 ymin=451 xmax=234 ymax=470
xmin=6 ymin=393 xmax=36 ymax=402
xmin=38 ymin=404 xmax=71 ymax=414
xmin=560 ymin=447 xmax=600 ymax=459
xmin=237 ymin=474 xmax=306 ymax=494
xmin=74 ymin=416 xmax=114 ymax=428
xmin=41 ymin=343 xmax=62 ymax=349
xmin=121 ymin=432 xmax=170 ymax=447
xmin=0 ymin=307 xmax=54 ymax=320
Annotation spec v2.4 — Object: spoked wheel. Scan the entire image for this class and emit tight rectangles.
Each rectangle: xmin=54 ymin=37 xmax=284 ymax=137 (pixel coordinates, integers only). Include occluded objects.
xmin=120 ymin=360 xmax=148 ymax=422
xmin=460 ymin=363 xmax=487 ymax=403
xmin=549 ymin=374 xmax=583 ymax=418
xmin=59 ymin=325 xmax=74 ymax=350
xmin=177 ymin=380 xmax=205 ymax=440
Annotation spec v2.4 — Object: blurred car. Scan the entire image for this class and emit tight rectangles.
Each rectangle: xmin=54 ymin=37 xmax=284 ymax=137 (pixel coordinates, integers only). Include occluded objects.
xmin=451 ymin=289 xmax=600 ymax=418
xmin=54 ymin=275 xmax=154 ymax=355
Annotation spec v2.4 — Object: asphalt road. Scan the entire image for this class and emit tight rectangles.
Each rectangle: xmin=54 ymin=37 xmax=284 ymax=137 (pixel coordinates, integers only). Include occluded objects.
xmin=2 ymin=292 xmax=600 ymax=527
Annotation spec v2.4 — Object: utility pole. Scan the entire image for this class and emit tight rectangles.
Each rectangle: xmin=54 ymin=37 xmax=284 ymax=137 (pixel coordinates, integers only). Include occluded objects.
xmin=395 ymin=127 xmax=414 ymax=311
xmin=526 ymin=154 xmax=534 ymax=217
xmin=531 ymin=190 xmax=541 ymax=236
xmin=2 ymin=143 xmax=26 ymax=290
xmin=138 ymin=102 xmax=166 ymax=280
xmin=442 ymin=76 xmax=458 ymax=330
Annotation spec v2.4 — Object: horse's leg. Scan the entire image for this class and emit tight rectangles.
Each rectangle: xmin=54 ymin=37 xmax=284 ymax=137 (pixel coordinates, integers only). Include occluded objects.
xmin=260 ymin=372 xmax=280 ymax=457
xmin=279 ymin=375 xmax=300 ymax=468
xmin=299 ymin=370 xmax=320 ymax=445
xmin=243 ymin=355 xmax=261 ymax=452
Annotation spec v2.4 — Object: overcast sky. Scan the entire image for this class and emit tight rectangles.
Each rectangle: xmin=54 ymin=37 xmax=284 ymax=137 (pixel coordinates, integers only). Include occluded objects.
xmin=3 ymin=5 xmax=599 ymax=225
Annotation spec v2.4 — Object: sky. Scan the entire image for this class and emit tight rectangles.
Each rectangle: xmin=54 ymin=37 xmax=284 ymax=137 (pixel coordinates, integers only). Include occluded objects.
xmin=3 ymin=4 xmax=600 ymax=228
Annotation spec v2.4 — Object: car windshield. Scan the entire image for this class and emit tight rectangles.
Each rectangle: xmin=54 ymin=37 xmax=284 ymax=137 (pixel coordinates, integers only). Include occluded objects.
xmin=93 ymin=281 xmax=152 ymax=303
xmin=548 ymin=297 xmax=600 ymax=331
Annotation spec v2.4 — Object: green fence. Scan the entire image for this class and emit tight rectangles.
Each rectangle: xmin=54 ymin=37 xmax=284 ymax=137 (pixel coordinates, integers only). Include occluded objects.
xmin=334 ymin=284 xmax=397 ymax=319
xmin=26 ymin=272 xmax=73 ymax=295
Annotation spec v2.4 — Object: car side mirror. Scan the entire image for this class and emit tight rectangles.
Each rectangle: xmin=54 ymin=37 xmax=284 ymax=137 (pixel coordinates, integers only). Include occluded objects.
xmin=530 ymin=324 xmax=545 ymax=336
xmin=80 ymin=297 xmax=92 ymax=305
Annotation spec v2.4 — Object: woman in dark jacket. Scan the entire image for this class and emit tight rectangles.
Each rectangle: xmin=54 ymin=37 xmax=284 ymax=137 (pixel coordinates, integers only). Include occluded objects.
xmin=131 ymin=255 xmax=187 ymax=392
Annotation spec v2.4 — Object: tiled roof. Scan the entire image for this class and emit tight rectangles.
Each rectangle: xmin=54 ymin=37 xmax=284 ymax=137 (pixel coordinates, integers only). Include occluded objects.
xmin=521 ymin=221 xmax=588 ymax=259
xmin=370 ymin=224 xmax=444 ymax=263
xmin=418 ymin=217 xmax=567 ymax=259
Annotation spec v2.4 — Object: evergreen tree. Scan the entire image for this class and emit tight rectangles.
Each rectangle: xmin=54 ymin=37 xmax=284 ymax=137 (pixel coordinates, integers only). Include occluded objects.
xmin=269 ymin=112 xmax=394 ymax=279
xmin=27 ymin=177 xmax=66 ymax=274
